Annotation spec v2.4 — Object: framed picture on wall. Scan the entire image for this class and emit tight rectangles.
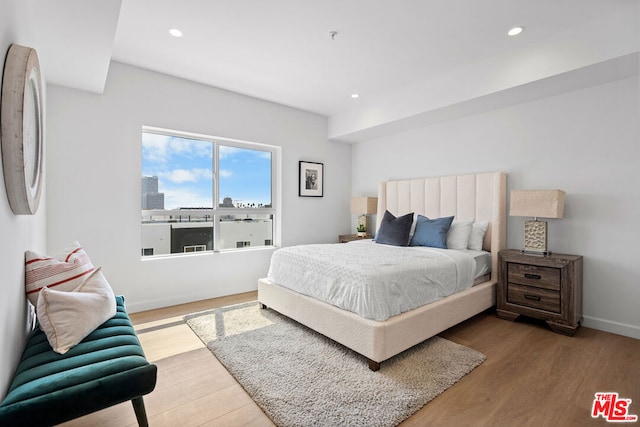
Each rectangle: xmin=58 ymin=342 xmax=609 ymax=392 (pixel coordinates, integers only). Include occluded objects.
xmin=299 ymin=161 xmax=323 ymax=197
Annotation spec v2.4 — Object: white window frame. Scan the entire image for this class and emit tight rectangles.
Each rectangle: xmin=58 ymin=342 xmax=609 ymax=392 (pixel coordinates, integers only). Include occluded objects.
xmin=142 ymin=126 xmax=280 ymax=256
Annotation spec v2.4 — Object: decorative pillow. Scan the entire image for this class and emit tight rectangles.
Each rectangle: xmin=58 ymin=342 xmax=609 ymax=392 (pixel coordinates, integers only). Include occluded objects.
xmin=446 ymin=220 xmax=474 ymax=250
xmin=36 ymin=267 xmax=116 ymax=354
xmin=374 ymin=211 xmax=414 ymax=246
xmin=410 ymin=215 xmax=454 ymax=248
xmin=25 ymin=242 xmax=95 ymax=306
xmin=468 ymin=221 xmax=489 ymax=250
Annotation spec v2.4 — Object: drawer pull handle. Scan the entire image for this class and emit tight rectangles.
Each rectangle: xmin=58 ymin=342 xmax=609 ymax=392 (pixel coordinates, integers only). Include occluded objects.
xmin=524 ymin=294 xmax=541 ymax=301
xmin=524 ymin=273 xmax=541 ymax=280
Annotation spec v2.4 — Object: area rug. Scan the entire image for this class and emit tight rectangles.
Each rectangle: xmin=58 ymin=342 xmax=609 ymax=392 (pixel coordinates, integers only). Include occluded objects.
xmin=184 ymin=301 xmax=485 ymax=427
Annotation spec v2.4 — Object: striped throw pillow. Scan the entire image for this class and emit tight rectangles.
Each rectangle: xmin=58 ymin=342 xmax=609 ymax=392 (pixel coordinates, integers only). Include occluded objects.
xmin=25 ymin=242 xmax=95 ymax=305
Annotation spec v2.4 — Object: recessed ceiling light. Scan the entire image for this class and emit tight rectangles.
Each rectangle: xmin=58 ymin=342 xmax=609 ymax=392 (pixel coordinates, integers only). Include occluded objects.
xmin=169 ymin=28 xmax=183 ymax=38
xmin=507 ymin=26 xmax=524 ymax=36
xmin=351 ymin=93 xmax=360 ymax=99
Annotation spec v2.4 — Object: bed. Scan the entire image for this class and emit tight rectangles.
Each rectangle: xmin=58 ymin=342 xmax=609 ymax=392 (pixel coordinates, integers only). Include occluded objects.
xmin=258 ymin=172 xmax=506 ymax=370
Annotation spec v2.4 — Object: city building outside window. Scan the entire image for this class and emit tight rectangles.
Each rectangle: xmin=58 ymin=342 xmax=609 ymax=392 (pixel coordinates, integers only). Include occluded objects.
xmin=141 ymin=127 xmax=278 ymax=257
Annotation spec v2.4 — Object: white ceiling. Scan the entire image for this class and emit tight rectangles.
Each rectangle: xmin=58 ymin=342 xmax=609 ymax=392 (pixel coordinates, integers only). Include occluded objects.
xmin=17 ymin=0 xmax=639 ymax=134
xmin=110 ymin=0 xmax=635 ymax=117
xmin=13 ymin=0 xmax=121 ymax=94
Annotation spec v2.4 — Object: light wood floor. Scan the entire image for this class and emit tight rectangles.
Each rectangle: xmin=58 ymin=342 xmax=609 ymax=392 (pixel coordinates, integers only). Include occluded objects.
xmin=62 ymin=291 xmax=639 ymax=427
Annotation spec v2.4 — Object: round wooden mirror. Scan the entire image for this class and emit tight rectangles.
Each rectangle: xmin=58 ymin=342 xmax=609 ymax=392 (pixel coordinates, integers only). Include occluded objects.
xmin=1 ymin=44 xmax=44 ymax=215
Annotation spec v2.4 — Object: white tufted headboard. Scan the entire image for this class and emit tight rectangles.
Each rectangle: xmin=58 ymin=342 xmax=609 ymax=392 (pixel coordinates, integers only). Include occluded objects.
xmin=376 ymin=172 xmax=507 ymax=282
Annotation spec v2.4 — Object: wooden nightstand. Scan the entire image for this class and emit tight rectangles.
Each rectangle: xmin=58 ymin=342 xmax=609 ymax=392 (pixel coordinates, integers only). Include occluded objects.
xmin=339 ymin=234 xmax=373 ymax=243
xmin=497 ymin=249 xmax=583 ymax=336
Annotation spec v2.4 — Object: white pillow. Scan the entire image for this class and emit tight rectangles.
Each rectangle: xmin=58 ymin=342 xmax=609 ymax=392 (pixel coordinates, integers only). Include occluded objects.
xmin=25 ymin=241 xmax=95 ymax=306
xmin=446 ymin=220 xmax=474 ymax=250
xmin=468 ymin=221 xmax=489 ymax=250
xmin=36 ymin=267 xmax=116 ymax=354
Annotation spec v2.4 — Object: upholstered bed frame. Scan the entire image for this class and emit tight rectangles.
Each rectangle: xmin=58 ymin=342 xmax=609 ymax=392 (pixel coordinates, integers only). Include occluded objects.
xmin=258 ymin=172 xmax=506 ymax=370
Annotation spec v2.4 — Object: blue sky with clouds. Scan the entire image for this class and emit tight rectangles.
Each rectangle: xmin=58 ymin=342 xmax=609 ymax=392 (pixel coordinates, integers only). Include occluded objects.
xmin=142 ymin=132 xmax=271 ymax=209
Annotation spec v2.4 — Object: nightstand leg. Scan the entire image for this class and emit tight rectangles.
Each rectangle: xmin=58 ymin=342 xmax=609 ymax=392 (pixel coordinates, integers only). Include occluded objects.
xmin=547 ymin=321 xmax=579 ymax=336
xmin=496 ymin=309 xmax=520 ymax=322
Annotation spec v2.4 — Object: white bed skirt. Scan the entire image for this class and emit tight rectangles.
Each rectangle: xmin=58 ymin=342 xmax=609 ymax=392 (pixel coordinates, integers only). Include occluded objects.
xmin=258 ymin=277 xmax=496 ymax=364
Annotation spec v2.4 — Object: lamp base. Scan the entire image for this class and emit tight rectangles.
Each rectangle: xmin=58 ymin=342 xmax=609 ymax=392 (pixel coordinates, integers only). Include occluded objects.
xmin=523 ymin=219 xmax=549 ymax=255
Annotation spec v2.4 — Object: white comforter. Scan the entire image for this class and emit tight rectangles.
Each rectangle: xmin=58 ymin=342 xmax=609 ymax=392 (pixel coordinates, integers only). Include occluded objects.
xmin=266 ymin=240 xmax=475 ymax=321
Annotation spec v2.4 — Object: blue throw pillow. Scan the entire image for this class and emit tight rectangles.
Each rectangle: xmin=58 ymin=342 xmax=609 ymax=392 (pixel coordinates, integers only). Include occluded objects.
xmin=410 ymin=215 xmax=454 ymax=248
xmin=374 ymin=211 xmax=414 ymax=246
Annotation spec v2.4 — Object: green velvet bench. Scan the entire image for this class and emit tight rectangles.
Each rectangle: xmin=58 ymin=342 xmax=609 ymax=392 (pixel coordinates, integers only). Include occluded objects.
xmin=0 ymin=296 xmax=157 ymax=426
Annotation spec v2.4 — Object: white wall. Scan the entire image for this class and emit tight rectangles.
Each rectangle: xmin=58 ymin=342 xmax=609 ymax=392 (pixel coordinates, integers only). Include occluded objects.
xmin=352 ymin=76 xmax=640 ymax=339
xmin=46 ymin=61 xmax=351 ymax=313
xmin=0 ymin=0 xmax=47 ymax=398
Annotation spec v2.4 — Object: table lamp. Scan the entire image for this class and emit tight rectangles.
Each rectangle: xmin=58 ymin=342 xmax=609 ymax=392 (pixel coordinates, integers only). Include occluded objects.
xmin=350 ymin=197 xmax=378 ymax=237
xmin=509 ymin=189 xmax=565 ymax=255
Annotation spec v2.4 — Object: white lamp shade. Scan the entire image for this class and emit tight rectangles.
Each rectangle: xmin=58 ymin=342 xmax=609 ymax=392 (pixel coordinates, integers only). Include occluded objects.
xmin=509 ymin=190 xmax=565 ymax=219
xmin=350 ymin=197 xmax=378 ymax=214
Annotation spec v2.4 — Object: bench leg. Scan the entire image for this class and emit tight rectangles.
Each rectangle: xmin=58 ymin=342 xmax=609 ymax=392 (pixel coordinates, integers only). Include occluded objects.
xmin=132 ymin=396 xmax=150 ymax=427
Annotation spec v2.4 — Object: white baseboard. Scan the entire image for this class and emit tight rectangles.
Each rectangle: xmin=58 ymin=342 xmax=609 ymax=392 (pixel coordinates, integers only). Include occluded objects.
xmin=124 ymin=286 xmax=258 ymax=314
xmin=582 ymin=316 xmax=640 ymax=340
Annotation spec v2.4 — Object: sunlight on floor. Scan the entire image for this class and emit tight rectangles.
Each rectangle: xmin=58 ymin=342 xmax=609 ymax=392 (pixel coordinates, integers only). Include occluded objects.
xmin=184 ymin=303 xmax=276 ymax=344
xmin=128 ymin=292 xmax=260 ymax=363
xmin=133 ymin=315 xmax=205 ymax=362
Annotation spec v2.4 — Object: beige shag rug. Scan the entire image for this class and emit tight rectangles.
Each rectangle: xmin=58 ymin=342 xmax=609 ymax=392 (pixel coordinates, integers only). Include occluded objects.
xmin=185 ymin=301 xmax=485 ymax=427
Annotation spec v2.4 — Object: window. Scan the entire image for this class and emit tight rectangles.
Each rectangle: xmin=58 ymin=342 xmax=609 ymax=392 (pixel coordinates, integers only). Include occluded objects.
xmin=141 ymin=127 xmax=278 ymax=257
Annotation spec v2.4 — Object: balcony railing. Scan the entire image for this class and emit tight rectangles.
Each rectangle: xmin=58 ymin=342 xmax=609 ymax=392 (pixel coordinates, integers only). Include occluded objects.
xmin=141 ymin=209 xmax=275 ymax=256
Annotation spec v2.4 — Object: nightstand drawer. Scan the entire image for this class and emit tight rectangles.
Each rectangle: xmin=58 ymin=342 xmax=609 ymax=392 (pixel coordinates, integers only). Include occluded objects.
xmin=507 ymin=263 xmax=560 ymax=291
xmin=507 ymin=283 xmax=560 ymax=313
